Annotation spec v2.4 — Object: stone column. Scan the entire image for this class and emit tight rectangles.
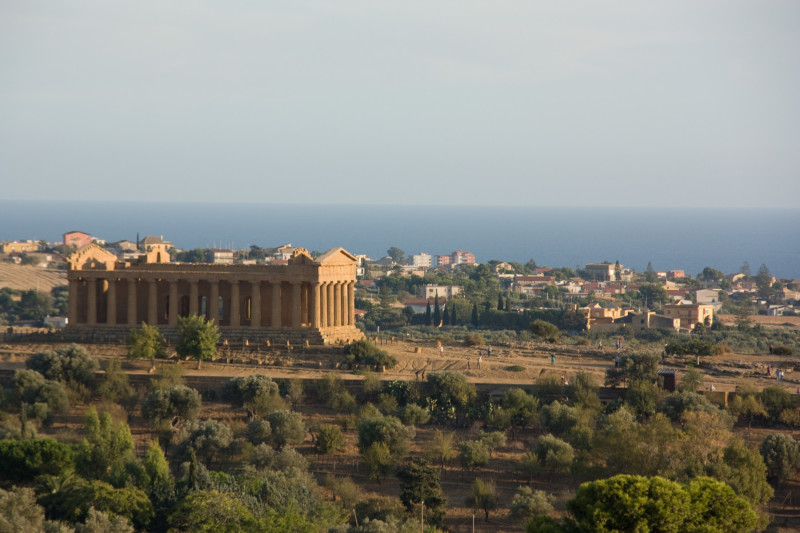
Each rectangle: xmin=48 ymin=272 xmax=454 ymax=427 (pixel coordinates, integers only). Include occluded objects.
xmin=87 ymin=278 xmax=97 ymax=326
xmin=107 ymin=278 xmax=117 ymax=325
xmin=168 ymin=280 xmax=179 ymax=326
xmin=340 ymin=281 xmax=349 ymax=326
xmin=327 ymin=282 xmax=335 ymax=327
xmin=312 ymin=283 xmax=321 ymax=328
xmin=271 ymin=281 xmax=282 ymax=328
xmin=230 ymin=280 xmax=240 ymax=327
xmin=291 ymin=282 xmax=301 ymax=328
xmin=333 ymin=281 xmax=341 ymax=327
xmin=319 ymin=282 xmax=327 ymax=327
xmin=148 ymin=279 xmax=158 ymax=325
xmin=251 ymin=281 xmax=261 ymax=327
xmin=127 ymin=279 xmax=137 ymax=325
xmin=189 ymin=280 xmax=199 ymax=317
xmin=348 ymin=281 xmax=355 ymax=326
xmin=68 ymin=279 xmax=79 ymax=325
xmin=209 ymin=280 xmax=219 ymax=324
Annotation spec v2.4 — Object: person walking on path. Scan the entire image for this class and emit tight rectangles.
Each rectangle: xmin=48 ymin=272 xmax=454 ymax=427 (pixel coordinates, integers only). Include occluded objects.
xmin=478 ymin=355 xmax=482 ymax=369
xmin=467 ymin=357 xmax=470 ymax=369
xmin=551 ymin=354 xmax=555 ymax=366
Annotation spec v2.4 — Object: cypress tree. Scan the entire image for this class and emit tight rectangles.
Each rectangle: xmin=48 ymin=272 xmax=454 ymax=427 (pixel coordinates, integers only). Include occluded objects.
xmin=505 ymin=296 xmax=511 ymax=312
xmin=425 ymin=302 xmax=432 ymax=325
xmin=451 ymin=304 xmax=457 ymax=325
xmin=442 ymin=307 xmax=450 ymax=327
xmin=433 ymin=294 xmax=441 ymax=326
xmin=497 ymin=294 xmax=504 ymax=310
xmin=471 ymin=303 xmax=479 ymax=327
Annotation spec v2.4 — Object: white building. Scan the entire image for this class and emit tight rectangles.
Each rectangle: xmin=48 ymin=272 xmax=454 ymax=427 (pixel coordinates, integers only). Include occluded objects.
xmin=411 ymin=253 xmax=432 ymax=268
xmin=419 ymin=284 xmax=461 ymax=299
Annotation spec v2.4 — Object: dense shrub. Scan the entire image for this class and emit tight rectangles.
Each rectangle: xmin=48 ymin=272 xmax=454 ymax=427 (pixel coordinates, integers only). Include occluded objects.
xmin=344 ymin=340 xmax=398 ymax=369
xmin=664 ymin=339 xmax=716 ymax=357
xmin=315 ymin=424 xmax=345 ymax=454
xmin=464 ymin=333 xmax=485 ymax=346
xmin=11 ymin=369 xmax=69 ymax=423
xmin=774 ymin=346 xmax=793 ymax=355
xmin=26 ymin=344 xmax=98 ymax=391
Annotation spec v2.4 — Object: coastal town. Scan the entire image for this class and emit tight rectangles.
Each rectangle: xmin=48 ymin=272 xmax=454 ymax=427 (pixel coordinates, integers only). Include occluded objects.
xmin=1 ymin=230 xmax=797 ymax=335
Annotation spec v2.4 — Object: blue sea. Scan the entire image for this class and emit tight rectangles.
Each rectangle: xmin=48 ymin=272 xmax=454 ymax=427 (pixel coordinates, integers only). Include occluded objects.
xmin=0 ymin=201 xmax=798 ymax=279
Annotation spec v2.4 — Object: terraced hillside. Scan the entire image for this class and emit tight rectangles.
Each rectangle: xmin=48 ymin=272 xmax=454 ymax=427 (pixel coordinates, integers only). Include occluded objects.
xmin=0 ymin=263 xmax=67 ymax=292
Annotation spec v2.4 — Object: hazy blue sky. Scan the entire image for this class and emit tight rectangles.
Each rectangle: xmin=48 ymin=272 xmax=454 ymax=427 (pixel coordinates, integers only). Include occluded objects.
xmin=2 ymin=1 xmax=798 ymax=207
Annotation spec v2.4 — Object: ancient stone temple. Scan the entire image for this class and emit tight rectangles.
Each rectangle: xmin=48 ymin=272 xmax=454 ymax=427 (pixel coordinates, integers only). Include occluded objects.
xmin=66 ymin=243 xmax=364 ymax=345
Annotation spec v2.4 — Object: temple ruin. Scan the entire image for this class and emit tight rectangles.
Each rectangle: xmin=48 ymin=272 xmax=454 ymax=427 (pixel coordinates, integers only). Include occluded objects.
xmin=66 ymin=243 xmax=364 ymax=345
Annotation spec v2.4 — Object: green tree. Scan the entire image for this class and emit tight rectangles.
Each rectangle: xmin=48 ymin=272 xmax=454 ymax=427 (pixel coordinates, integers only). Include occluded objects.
xmin=127 ymin=323 xmax=166 ymax=369
xmin=533 ymin=434 xmax=574 ymax=479
xmin=76 ymin=507 xmax=135 ymax=533
xmin=11 ymin=369 xmax=68 ymax=425
xmin=711 ymin=439 xmax=773 ymax=506
xmin=222 ymin=375 xmax=285 ymax=419
xmin=755 ymin=264 xmax=773 ymax=299
xmin=433 ymin=294 xmax=441 ymax=326
xmin=178 ymin=419 xmax=233 ymax=463
xmin=530 ymin=320 xmax=559 ymax=341
xmin=678 ymin=368 xmax=704 ymax=392
xmin=143 ymin=440 xmax=172 ymax=495
xmin=0 ymin=438 xmax=73 ymax=484
xmin=315 ymin=424 xmax=345 ymax=454
xmin=176 ymin=315 xmax=220 ymax=369
xmin=266 ymin=409 xmax=306 ymax=448
xmin=357 ymin=414 xmax=414 ymax=459
xmin=426 ymin=371 xmax=476 ymax=425
xmin=386 ymin=247 xmax=405 ymax=264
xmin=0 ymin=487 xmax=49 ymax=532
xmin=637 ymin=283 xmax=668 ymax=309
xmin=509 ymin=486 xmax=554 ymax=525
xmin=605 ymin=353 xmax=659 ymax=387
xmin=27 ymin=344 xmax=98 ymax=392
xmin=98 ymin=358 xmax=137 ymax=414
xmin=362 ymin=442 xmax=393 ymax=481
xmin=168 ymin=490 xmax=255 ymax=532
xmin=141 ymin=385 xmax=201 ymax=426
xmin=75 ymin=408 xmax=135 ymax=480
xmin=396 ymin=459 xmax=446 ymax=523
xmin=760 ymin=386 xmax=795 ymax=422
xmin=466 ymin=478 xmax=498 ymax=522
xmin=423 ymin=430 xmax=457 ymax=472
xmin=16 ymin=290 xmax=52 ymax=322
xmin=459 ymin=440 xmax=490 ymax=470
xmin=760 ymin=433 xmax=800 ymax=485
xmin=567 ymin=475 xmax=757 ymax=533
xmin=471 ymin=303 xmax=479 ymax=327
xmin=699 ymin=267 xmax=724 ymax=282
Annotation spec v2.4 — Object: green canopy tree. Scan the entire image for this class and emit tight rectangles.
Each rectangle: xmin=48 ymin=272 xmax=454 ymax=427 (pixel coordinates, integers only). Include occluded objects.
xmin=176 ymin=315 xmax=220 ymax=369
xmin=396 ymin=458 xmax=446 ymax=523
xmin=127 ymin=323 xmax=166 ymax=369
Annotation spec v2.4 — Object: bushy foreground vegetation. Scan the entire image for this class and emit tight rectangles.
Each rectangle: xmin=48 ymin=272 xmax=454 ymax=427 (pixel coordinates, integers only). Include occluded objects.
xmin=0 ymin=341 xmax=796 ymax=531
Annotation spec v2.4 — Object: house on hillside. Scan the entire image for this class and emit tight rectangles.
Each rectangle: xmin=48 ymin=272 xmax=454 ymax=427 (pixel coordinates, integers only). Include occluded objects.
xmin=63 ymin=231 xmax=93 ymax=249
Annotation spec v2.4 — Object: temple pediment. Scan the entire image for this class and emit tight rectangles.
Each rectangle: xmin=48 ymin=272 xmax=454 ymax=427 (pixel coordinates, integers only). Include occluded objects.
xmin=315 ymin=247 xmax=357 ymax=266
xmin=287 ymin=248 xmax=314 ymax=265
xmin=66 ymin=244 xmax=118 ymax=271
